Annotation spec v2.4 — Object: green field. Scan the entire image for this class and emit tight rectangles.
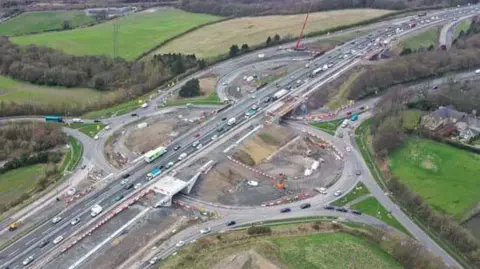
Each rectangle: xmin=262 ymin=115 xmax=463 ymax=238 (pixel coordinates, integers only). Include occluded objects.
xmin=153 ymin=9 xmax=392 ymax=59
xmin=0 ymin=10 xmax=95 ymax=36
xmin=161 ymin=231 xmax=401 ymax=269
xmin=389 ymin=137 xmax=480 ymax=219
xmin=454 ymin=19 xmax=472 ymax=40
xmin=0 ymin=164 xmax=47 ymax=207
xmin=310 ymin=118 xmax=344 ymax=135
xmin=0 ymin=75 xmax=110 ymax=107
xmin=162 ymin=91 xmax=223 ymax=107
xmin=351 ymin=197 xmax=407 ymax=233
xmin=67 ymin=123 xmax=106 ymax=138
xmin=401 ymin=109 xmax=424 ymax=131
xmin=402 ymin=26 xmax=440 ymax=51
xmin=12 ymin=9 xmax=221 ymax=60
xmin=333 ymin=182 xmax=370 ymax=206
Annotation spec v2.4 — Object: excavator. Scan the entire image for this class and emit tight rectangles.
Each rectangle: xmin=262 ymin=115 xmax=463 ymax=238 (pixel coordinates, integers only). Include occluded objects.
xmin=275 ymin=173 xmax=287 ymax=190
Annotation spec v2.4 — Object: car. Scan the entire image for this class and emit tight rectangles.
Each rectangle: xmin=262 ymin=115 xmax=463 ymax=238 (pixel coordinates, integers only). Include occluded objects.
xmin=194 ymin=133 xmax=200 ymax=137
xmin=53 ymin=235 xmax=64 ymax=245
xmin=316 ymin=187 xmax=327 ymax=195
xmin=336 ymin=207 xmax=348 ymax=213
xmin=355 ymin=170 xmax=362 ymax=176
xmin=263 ymin=97 xmax=271 ymax=103
xmin=280 ymin=208 xmax=291 ymax=213
xmin=196 ymin=143 xmax=203 ymax=150
xmin=174 ymin=146 xmax=181 ymax=151
xmin=300 ymin=203 xmax=311 ymax=209
xmin=324 ymin=205 xmax=335 ymax=210
xmin=346 ymin=147 xmax=351 ymax=152
xmin=81 ymin=164 xmax=87 ymax=170
xmin=200 ymin=227 xmax=211 ymax=234
xmin=211 ymin=134 xmax=218 ymax=140
xmin=94 ymin=135 xmax=99 ymax=140
xmin=351 ymin=210 xmax=362 ymax=215
xmin=192 ymin=141 xmax=200 ymax=147
xmin=134 ymin=183 xmax=142 ymax=189
xmin=359 ymin=106 xmax=365 ymax=110
xmin=166 ymin=161 xmax=175 ymax=169
xmin=37 ymin=240 xmax=49 ymax=248
xmin=159 ymin=165 xmax=164 ymax=170
xmin=120 ymin=179 xmax=129 ymax=185
xmin=222 ymin=117 xmax=227 ymax=121
xmin=93 ymin=120 xmax=101 ymax=123
xmin=115 ymin=194 xmax=124 ymax=201
xmin=334 ymin=190 xmax=343 ymax=197
xmin=176 ymin=241 xmax=185 ymax=248
xmin=226 ymin=220 xmax=236 ymax=226
xmin=51 ymin=216 xmax=62 ymax=224
xmin=131 ymin=113 xmax=138 ymax=117
xmin=247 ymin=180 xmax=259 ymax=187
xmin=22 ymin=256 xmax=34 ymax=266
xmin=70 ymin=217 xmax=80 ymax=226
xmin=217 ymin=126 xmax=224 ymax=132
xmin=250 ymin=94 xmax=256 ymax=99
xmin=346 ymin=111 xmax=352 ymax=116
xmin=122 ymin=173 xmax=130 ymax=179
xmin=149 ymin=256 xmax=161 ymax=265
xmin=124 ymin=183 xmax=134 ymax=190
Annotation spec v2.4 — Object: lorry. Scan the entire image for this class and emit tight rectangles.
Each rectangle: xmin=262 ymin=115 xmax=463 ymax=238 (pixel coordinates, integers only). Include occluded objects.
xmin=272 ymin=89 xmax=289 ymax=100
xmin=45 ymin=115 xmax=63 ymax=123
xmin=227 ymin=117 xmax=236 ymax=126
xmin=72 ymin=118 xmax=83 ymax=123
xmin=146 ymin=168 xmax=162 ymax=180
xmin=311 ymin=67 xmax=323 ymax=77
xmin=90 ymin=204 xmax=103 ymax=217
xmin=144 ymin=146 xmax=167 ymax=163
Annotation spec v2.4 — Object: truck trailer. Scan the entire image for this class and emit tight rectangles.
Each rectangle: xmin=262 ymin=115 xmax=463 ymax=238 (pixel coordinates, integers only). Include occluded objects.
xmin=146 ymin=168 xmax=162 ymax=180
xmin=144 ymin=146 xmax=167 ymax=163
xmin=272 ymin=89 xmax=288 ymax=100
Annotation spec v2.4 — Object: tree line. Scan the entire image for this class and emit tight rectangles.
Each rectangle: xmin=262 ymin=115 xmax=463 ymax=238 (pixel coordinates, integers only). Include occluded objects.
xmin=367 ymin=88 xmax=480 ymax=267
xmin=0 ymin=151 xmax=62 ymax=173
xmin=0 ymin=122 xmax=66 ymax=162
xmin=178 ymin=0 xmax=472 ymax=17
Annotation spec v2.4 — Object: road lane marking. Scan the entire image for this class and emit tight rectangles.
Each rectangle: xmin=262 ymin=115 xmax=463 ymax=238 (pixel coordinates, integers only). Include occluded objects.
xmin=24 ymin=237 xmax=37 ymax=247
xmin=42 ymin=227 xmax=54 ymax=235
xmin=8 ymin=248 xmax=20 ymax=257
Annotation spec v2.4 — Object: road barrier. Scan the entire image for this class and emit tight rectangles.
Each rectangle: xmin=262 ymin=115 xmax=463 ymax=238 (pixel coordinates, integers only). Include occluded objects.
xmin=227 ymin=156 xmax=276 ymax=181
xmin=304 ymin=130 xmax=344 ymax=159
xmin=261 ymin=192 xmax=314 ymax=207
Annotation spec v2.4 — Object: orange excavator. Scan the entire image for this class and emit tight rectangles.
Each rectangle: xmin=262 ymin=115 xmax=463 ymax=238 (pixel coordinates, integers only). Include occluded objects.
xmin=275 ymin=174 xmax=287 ymax=189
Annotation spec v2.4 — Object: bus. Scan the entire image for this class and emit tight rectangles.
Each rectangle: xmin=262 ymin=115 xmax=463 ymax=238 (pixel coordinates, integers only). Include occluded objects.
xmin=45 ymin=115 xmax=63 ymax=122
xmin=144 ymin=146 xmax=167 ymax=163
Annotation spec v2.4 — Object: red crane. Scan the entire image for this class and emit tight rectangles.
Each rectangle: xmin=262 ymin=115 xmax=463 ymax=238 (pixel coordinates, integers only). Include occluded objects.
xmin=295 ymin=2 xmax=312 ymax=50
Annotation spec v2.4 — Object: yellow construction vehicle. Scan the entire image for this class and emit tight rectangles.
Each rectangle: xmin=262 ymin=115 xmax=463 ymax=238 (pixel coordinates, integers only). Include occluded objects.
xmin=9 ymin=220 xmax=23 ymax=231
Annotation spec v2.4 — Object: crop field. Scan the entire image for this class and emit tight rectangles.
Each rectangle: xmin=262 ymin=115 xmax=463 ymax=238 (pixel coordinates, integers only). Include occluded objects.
xmin=0 ymin=164 xmax=47 ymax=207
xmin=389 ymin=137 xmax=480 ymax=219
xmin=161 ymin=230 xmax=401 ymax=269
xmin=12 ymin=8 xmax=221 ymax=60
xmin=0 ymin=75 xmax=114 ymax=107
xmin=152 ymin=9 xmax=393 ymax=59
xmin=0 ymin=10 xmax=95 ymax=36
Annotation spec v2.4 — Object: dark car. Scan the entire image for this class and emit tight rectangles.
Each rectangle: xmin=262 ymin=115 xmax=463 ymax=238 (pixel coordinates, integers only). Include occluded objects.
xmin=355 ymin=170 xmax=362 ymax=176
xmin=131 ymin=113 xmax=138 ymax=117
xmin=280 ymin=208 xmax=291 ymax=213
xmin=124 ymin=183 xmax=134 ymax=190
xmin=217 ymin=127 xmax=224 ymax=132
xmin=159 ymin=165 xmax=165 ymax=170
xmin=359 ymin=106 xmax=365 ymax=110
xmin=38 ymin=239 xmax=49 ymax=248
xmin=222 ymin=117 xmax=227 ymax=121
xmin=324 ymin=205 xmax=335 ymax=210
xmin=226 ymin=220 xmax=236 ymax=226
xmin=115 ymin=194 xmax=124 ymax=201
xmin=122 ymin=173 xmax=130 ymax=179
xmin=346 ymin=111 xmax=352 ymax=116
xmin=300 ymin=203 xmax=311 ymax=209
xmin=174 ymin=146 xmax=181 ymax=151
xmin=93 ymin=120 xmax=101 ymax=123
xmin=336 ymin=207 xmax=348 ymax=213
xmin=351 ymin=210 xmax=362 ymax=215
xmin=194 ymin=133 xmax=200 ymax=138
xmin=263 ymin=97 xmax=271 ymax=103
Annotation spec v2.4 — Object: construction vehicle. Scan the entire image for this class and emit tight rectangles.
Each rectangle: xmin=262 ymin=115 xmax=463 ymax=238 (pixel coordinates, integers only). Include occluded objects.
xmin=275 ymin=174 xmax=287 ymax=189
xmin=9 ymin=221 xmax=23 ymax=231
xmin=294 ymin=2 xmax=311 ymax=50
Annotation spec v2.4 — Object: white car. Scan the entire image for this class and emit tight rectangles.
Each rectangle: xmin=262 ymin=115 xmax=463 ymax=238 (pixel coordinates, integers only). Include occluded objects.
xmin=120 ymin=179 xmax=129 ymax=185
xmin=94 ymin=135 xmax=99 ymax=140
xmin=176 ymin=241 xmax=185 ymax=248
xmin=247 ymin=180 xmax=259 ymax=187
xmin=200 ymin=227 xmax=211 ymax=234
xmin=317 ymin=187 xmax=327 ymax=195
xmin=70 ymin=217 xmax=80 ymax=226
xmin=196 ymin=144 xmax=203 ymax=150
xmin=149 ymin=256 xmax=161 ymax=264
xmin=22 ymin=256 xmax=34 ymax=265
xmin=334 ymin=190 xmax=343 ymax=197
xmin=52 ymin=216 xmax=62 ymax=224
xmin=134 ymin=183 xmax=142 ymax=189
xmin=346 ymin=147 xmax=351 ymax=152
xmin=211 ymin=134 xmax=218 ymax=141
xmin=53 ymin=235 xmax=64 ymax=245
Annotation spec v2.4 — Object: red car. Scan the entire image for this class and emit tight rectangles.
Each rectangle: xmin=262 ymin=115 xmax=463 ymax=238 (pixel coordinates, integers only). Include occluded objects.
xmin=194 ymin=133 xmax=200 ymax=137
xmin=346 ymin=111 xmax=352 ymax=116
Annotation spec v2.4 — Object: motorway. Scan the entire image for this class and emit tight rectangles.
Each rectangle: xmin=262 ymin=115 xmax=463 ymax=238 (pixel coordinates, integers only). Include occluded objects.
xmin=1 ymin=4 xmax=479 ymax=269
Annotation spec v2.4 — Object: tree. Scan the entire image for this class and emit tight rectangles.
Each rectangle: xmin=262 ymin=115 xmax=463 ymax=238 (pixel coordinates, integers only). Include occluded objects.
xmin=266 ymin=36 xmax=272 ymax=46
xmin=240 ymin=43 xmax=249 ymax=53
xmin=229 ymin=44 xmax=239 ymax=57
xmin=179 ymin=78 xmax=200 ymax=98
xmin=274 ymin=34 xmax=281 ymax=43
xmin=63 ymin=20 xmax=71 ymax=30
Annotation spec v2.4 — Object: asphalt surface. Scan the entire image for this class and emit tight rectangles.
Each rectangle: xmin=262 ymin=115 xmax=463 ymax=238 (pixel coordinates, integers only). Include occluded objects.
xmin=439 ymin=8 xmax=478 ymax=49
xmin=2 ymin=4 xmax=480 ymax=269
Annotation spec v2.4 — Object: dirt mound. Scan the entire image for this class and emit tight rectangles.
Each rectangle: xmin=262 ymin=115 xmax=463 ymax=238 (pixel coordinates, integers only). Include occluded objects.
xmin=212 ymin=249 xmax=280 ymax=269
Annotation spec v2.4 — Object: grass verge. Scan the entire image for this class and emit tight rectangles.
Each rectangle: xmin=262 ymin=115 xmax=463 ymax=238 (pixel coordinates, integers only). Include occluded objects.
xmin=332 ymin=182 xmax=370 ymax=206
xmin=351 ymin=197 xmax=407 ymax=234
xmin=401 ymin=26 xmax=440 ymax=51
xmin=161 ymin=91 xmax=223 ymax=107
xmin=59 ymin=136 xmax=83 ymax=173
xmin=12 ymin=9 xmax=221 ymax=60
xmin=310 ymin=118 xmax=344 ymax=135
xmin=66 ymin=123 xmax=106 ymax=138
xmin=454 ymin=18 xmax=472 ymax=40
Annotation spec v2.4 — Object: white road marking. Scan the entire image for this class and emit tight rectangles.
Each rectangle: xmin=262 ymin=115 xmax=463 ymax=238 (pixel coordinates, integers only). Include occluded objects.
xmin=9 ymin=248 xmax=20 ymax=257
xmin=24 ymin=237 xmax=37 ymax=247
xmin=42 ymin=227 xmax=54 ymax=235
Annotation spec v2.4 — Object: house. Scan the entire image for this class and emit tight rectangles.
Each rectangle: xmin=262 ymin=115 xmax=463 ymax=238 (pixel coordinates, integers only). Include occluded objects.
xmin=421 ymin=106 xmax=480 ymax=141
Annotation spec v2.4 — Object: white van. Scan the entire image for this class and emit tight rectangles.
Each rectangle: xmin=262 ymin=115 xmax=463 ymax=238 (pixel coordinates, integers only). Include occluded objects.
xmin=178 ymin=153 xmax=188 ymax=161
xmin=227 ymin=117 xmax=236 ymax=126
xmin=53 ymin=235 xmax=64 ymax=245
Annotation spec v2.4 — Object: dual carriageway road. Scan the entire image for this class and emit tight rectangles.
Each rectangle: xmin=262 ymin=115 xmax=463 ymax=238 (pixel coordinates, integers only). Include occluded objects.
xmin=2 ymin=5 xmax=479 ymax=268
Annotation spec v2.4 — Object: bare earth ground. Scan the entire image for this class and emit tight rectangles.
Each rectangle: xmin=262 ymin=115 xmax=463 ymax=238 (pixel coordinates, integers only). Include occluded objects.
xmin=212 ymin=249 xmax=281 ymax=269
